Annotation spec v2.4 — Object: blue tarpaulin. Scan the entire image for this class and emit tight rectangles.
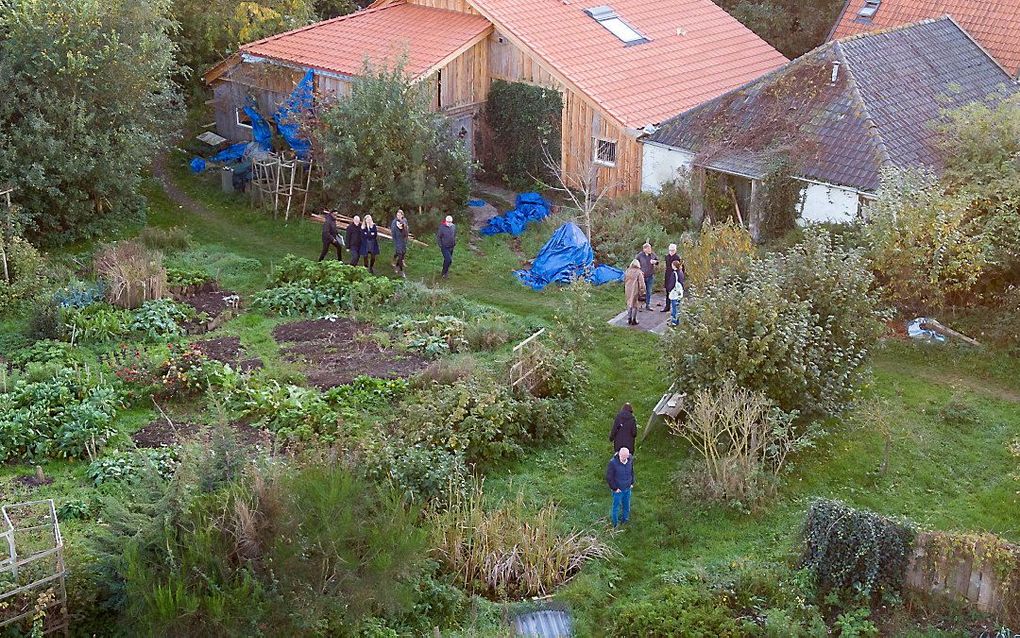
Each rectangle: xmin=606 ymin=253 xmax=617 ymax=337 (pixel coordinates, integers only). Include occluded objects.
xmin=514 ymin=222 xmax=624 ymax=290
xmin=273 ymin=70 xmax=314 ymax=160
xmin=481 ymin=193 xmax=551 ymax=236
xmin=245 ymin=104 xmax=273 ymax=152
xmin=210 ymin=142 xmax=250 ymax=163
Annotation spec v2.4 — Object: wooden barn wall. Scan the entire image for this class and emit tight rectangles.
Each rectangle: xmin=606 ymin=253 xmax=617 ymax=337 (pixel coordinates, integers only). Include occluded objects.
xmin=317 ymin=75 xmax=353 ymax=102
xmin=437 ymin=38 xmax=489 ymax=110
xmin=561 ymin=89 xmax=641 ymax=196
xmin=401 ymin=0 xmax=479 ymax=14
xmin=487 ymin=31 xmax=560 ymax=88
xmin=212 ymin=62 xmax=304 ymax=142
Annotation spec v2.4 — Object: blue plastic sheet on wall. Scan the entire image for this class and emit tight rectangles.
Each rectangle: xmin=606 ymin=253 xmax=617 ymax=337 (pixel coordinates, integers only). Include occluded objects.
xmin=273 ymin=70 xmax=314 ymax=160
xmin=244 ymin=105 xmax=273 ymax=152
xmin=514 ymin=222 xmax=624 ymax=290
xmin=481 ymin=193 xmax=551 ymax=236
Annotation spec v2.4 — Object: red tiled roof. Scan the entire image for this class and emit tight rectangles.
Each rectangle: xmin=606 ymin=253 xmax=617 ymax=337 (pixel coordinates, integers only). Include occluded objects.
xmin=241 ymin=3 xmax=492 ymax=79
xmin=468 ymin=0 xmax=788 ymax=128
xmin=829 ymin=0 xmax=1020 ymax=76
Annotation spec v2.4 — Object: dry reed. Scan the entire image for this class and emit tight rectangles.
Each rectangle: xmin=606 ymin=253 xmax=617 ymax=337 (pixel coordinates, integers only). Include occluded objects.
xmin=94 ymin=240 xmax=166 ymax=308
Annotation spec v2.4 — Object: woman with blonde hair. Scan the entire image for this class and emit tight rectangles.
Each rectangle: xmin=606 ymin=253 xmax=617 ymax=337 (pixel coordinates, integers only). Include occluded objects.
xmin=360 ymin=214 xmax=380 ymax=274
xmin=623 ymin=259 xmax=646 ymax=326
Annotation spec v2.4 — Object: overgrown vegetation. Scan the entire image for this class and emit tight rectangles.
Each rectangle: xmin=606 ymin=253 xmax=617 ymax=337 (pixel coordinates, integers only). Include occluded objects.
xmin=483 ymin=80 xmax=563 ymax=191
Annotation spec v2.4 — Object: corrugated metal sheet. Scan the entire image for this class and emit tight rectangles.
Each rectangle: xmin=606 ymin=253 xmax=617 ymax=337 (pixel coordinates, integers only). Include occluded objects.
xmin=512 ymin=609 xmax=573 ymax=638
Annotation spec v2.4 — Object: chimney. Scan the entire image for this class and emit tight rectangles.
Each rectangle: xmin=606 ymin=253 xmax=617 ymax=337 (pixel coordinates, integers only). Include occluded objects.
xmin=830 ymin=61 xmax=841 ymax=84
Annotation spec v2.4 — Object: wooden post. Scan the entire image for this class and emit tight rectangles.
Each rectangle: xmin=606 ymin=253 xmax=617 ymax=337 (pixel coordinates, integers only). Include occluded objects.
xmin=748 ymin=179 xmax=763 ymax=243
xmin=690 ymin=167 xmax=706 ymax=227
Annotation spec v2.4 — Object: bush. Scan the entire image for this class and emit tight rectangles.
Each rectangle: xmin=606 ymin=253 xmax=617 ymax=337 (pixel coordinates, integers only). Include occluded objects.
xmin=666 ymin=230 xmax=882 ymax=419
xmin=583 ymin=194 xmax=676 ymax=267
xmin=678 ymin=219 xmax=756 ymax=293
xmin=553 ymin=278 xmax=598 ymax=353
xmin=607 ymin=582 xmax=750 ymax=637
xmin=483 ymin=80 xmax=562 ymax=190
xmin=669 ymin=379 xmax=808 ymax=509
xmin=94 ymin=241 xmax=167 ymax=309
xmin=429 ymin=483 xmax=614 ymax=600
xmin=655 ymin=172 xmax=694 ymax=228
xmin=25 ymin=300 xmax=62 ymax=340
xmin=0 ymin=235 xmax=45 ymax=314
xmin=801 ymin=499 xmax=915 ymax=600
xmin=139 ymin=226 xmax=192 ymax=252
xmin=0 ymin=368 xmax=122 ymax=462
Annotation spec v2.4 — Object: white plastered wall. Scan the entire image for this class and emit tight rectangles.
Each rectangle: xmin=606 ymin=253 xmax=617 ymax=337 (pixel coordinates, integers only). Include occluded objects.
xmin=797 ymin=181 xmax=861 ymax=224
xmin=641 ymin=143 xmax=694 ymax=193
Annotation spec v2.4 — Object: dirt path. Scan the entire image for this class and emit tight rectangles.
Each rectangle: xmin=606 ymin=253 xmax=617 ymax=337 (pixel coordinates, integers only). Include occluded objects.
xmin=915 ymin=368 xmax=1020 ymax=403
xmin=152 ymin=153 xmax=216 ymax=219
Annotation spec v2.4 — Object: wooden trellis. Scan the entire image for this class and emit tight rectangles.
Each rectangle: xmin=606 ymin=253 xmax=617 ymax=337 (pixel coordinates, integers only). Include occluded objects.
xmin=250 ymin=153 xmax=314 ymax=220
xmin=1 ymin=499 xmax=68 ymax=636
xmin=509 ymin=328 xmax=546 ymax=393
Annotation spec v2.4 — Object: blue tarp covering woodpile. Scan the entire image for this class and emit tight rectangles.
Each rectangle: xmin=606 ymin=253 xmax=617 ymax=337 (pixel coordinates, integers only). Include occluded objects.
xmin=480 ymin=193 xmax=551 ymax=236
xmin=514 ymin=222 xmax=624 ymax=290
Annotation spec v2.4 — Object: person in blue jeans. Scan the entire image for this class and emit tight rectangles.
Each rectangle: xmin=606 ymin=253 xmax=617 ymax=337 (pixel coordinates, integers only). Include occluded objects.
xmin=605 ymin=447 xmax=635 ymax=527
xmin=666 ymin=259 xmax=685 ymax=326
xmin=436 ymin=215 xmax=457 ymax=279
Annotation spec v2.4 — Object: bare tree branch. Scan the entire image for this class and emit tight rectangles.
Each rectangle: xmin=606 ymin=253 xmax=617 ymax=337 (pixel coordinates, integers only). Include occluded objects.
xmin=534 ymin=143 xmax=621 ymax=241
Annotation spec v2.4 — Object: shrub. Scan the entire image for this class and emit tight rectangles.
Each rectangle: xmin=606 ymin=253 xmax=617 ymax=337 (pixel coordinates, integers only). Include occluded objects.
xmin=0 ymin=235 xmax=45 ymax=314
xmin=62 ymin=303 xmax=132 ymax=344
xmin=678 ymin=219 xmax=756 ymax=293
xmin=0 ymin=368 xmax=122 ymax=462
xmin=801 ymin=499 xmax=915 ymax=600
xmin=669 ymin=379 xmax=808 ymax=508
xmin=584 ymin=194 xmax=676 ymax=267
xmin=25 ymin=300 xmax=62 ymax=340
xmin=607 ymin=581 xmax=750 ymax=637
xmin=139 ymin=226 xmax=192 ymax=252
xmin=655 ymin=172 xmax=694 ymax=229
xmin=429 ymin=483 xmax=614 ymax=600
xmin=483 ymin=80 xmax=563 ymax=190
xmin=665 ymin=230 xmax=882 ymax=419
xmin=380 ymin=443 xmax=470 ymax=503
xmin=553 ymin=278 xmax=598 ymax=353
xmin=94 ymin=241 xmax=167 ymax=309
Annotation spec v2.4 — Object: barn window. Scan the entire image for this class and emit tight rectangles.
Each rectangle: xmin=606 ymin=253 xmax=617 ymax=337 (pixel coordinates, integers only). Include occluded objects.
xmin=235 ymin=108 xmax=252 ymax=129
xmin=593 ymin=137 xmax=617 ymax=166
xmin=584 ymin=5 xmax=647 ymax=45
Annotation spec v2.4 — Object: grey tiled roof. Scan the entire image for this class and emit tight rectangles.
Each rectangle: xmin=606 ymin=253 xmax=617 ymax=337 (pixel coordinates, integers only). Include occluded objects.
xmin=645 ymin=17 xmax=1017 ymax=192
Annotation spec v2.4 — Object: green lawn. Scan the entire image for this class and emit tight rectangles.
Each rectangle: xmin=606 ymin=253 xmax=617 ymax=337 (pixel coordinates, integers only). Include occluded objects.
xmin=3 ymin=155 xmax=1019 ymax=634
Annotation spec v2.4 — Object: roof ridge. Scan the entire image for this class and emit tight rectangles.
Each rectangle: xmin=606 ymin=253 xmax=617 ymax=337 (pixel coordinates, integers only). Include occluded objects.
xmin=240 ymin=2 xmax=404 ymax=52
xmin=834 ymin=40 xmax=893 ymax=170
xmin=835 ymin=15 xmax=948 ymax=44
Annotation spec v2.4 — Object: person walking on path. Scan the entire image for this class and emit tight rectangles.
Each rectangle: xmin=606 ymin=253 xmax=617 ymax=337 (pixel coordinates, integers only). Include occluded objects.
xmin=635 ymin=243 xmax=659 ymax=311
xmin=623 ymin=260 xmax=646 ymax=326
xmin=666 ymin=259 xmax=685 ymax=326
xmin=390 ymin=209 xmax=409 ymax=278
xmin=609 ymin=403 xmax=637 ymax=452
xmin=660 ymin=244 xmax=680 ymax=312
xmin=436 ymin=215 xmax=457 ymax=279
xmin=605 ymin=447 xmax=635 ymax=528
xmin=346 ymin=215 xmax=362 ymax=267
xmin=318 ymin=211 xmax=344 ymax=262
xmin=361 ymin=215 xmax=380 ymax=273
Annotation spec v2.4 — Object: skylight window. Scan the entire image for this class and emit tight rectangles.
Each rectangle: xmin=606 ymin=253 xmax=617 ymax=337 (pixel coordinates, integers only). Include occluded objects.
xmin=585 ymin=5 xmax=648 ymax=45
xmin=858 ymin=0 xmax=881 ymax=18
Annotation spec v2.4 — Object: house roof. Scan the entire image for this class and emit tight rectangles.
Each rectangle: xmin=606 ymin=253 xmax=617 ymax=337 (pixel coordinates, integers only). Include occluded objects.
xmin=645 ymin=18 xmax=1018 ymax=192
xmin=828 ymin=0 xmax=1020 ymax=77
xmin=240 ymin=3 xmax=492 ymax=79
xmin=465 ymin=0 xmax=788 ymax=129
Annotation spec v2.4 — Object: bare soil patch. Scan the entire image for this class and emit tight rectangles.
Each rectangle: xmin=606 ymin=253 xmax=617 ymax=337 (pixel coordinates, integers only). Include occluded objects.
xmin=172 ymin=286 xmax=240 ymax=334
xmin=14 ymin=474 xmax=53 ymax=488
xmin=192 ymin=336 xmax=263 ymax=372
xmin=133 ymin=416 xmax=267 ymax=448
xmin=272 ymin=318 xmax=427 ymax=388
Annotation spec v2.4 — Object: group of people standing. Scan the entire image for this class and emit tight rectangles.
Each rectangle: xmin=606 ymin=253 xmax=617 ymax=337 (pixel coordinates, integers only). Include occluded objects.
xmin=623 ymin=242 xmax=686 ymax=327
xmin=320 ymin=209 xmax=447 ymax=279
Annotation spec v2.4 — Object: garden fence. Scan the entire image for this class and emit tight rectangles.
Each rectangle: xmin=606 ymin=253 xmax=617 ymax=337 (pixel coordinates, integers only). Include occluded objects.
xmin=0 ymin=499 xmax=68 ymax=636
xmin=509 ymin=328 xmax=546 ymax=393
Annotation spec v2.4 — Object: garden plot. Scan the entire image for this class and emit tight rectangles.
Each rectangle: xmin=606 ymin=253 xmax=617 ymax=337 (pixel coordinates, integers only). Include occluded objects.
xmin=132 ymin=416 xmax=267 ymax=448
xmin=170 ymin=279 xmax=240 ymax=334
xmin=191 ymin=336 xmax=262 ymax=372
xmin=272 ymin=318 xmax=427 ymax=388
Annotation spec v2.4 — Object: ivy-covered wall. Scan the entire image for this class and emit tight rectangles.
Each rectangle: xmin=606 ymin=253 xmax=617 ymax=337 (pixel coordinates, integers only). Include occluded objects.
xmin=482 ymin=79 xmax=563 ymax=191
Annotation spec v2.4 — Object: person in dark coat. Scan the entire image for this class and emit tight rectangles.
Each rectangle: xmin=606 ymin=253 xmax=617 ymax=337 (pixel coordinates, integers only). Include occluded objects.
xmin=661 ymin=244 xmax=680 ymax=312
xmin=666 ymin=259 xmax=686 ymax=326
xmin=609 ymin=403 xmax=637 ymax=452
xmin=318 ymin=211 xmax=344 ymax=262
xmin=634 ymin=243 xmax=659 ymax=311
xmin=436 ymin=215 xmax=457 ymax=279
xmin=361 ymin=214 xmax=380 ymax=273
xmin=390 ymin=209 xmax=409 ymax=277
xmin=346 ymin=215 xmax=362 ymax=267
xmin=605 ymin=447 xmax=634 ymax=528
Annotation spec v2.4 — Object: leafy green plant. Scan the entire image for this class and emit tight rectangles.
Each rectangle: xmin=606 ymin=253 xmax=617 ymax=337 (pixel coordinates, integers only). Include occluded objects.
xmin=0 ymin=368 xmax=122 ymax=462
xmin=62 ymin=302 xmax=131 ymax=344
xmin=165 ymin=266 xmax=212 ymax=289
xmin=253 ymin=256 xmax=395 ymax=315
xmin=87 ymin=448 xmax=178 ymax=486
xmin=155 ymin=343 xmax=214 ymax=399
xmin=388 ymin=315 xmax=467 ymax=359
xmin=130 ymin=299 xmax=196 ymax=342
xmin=52 ymin=279 xmax=106 ymax=309
xmin=801 ymin=499 xmax=915 ymax=600
xmin=0 ymin=235 xmax=45 ymax=314
xmin=8 ymin=339 xmax=82 ymax=369
xmin=833 ymin=607 xmax=879 ymax=638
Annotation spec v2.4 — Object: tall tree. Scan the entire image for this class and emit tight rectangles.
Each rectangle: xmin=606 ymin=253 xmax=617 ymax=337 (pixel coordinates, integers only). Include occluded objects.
xmin=0 ymin=0 xmax=182 ymax=242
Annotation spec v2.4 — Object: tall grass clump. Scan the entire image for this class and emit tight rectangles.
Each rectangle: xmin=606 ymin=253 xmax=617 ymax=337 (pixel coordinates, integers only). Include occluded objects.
xmin=429 ymin=482 xmax=614 ymax=600
xmin=139 ymin=226 xmax=192 ymax=252
xmin=94 ymin=240 xmax=166 ymax=309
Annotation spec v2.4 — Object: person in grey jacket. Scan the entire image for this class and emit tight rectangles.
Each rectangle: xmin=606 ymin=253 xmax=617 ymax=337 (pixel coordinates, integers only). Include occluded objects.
xmin=436 ymin=215 xmax=457 ymax=279
xmin=635 ymin=243 xmax=659 ymax=311
xmin=390 ymin=209 xmax=409 ymax=277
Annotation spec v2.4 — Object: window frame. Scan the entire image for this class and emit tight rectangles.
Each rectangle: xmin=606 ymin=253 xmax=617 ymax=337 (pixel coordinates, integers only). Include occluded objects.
xmin=235 ymin=107 xmax=253 ymax=130
xmin=592 ymin=137 xmax=618 ymax=167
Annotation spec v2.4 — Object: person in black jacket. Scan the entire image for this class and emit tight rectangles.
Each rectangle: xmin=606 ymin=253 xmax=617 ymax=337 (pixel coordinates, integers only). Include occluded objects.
xmin=605 ymin=447 xmax=634 ymax=528
xmin=660 ymin=244 xmax=680 ymax=312
xmin=436 ymin=215 xmax=457 ymax=279
xmin=361 ymin=214 xmax=380 ymax=274
xmin=609 ymin=403 xmax=637 ymax=452
xmin=317 ymin=211 xmax=344 ymax=262
xmin=345 ymin=215 xmax=362 ymax=267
